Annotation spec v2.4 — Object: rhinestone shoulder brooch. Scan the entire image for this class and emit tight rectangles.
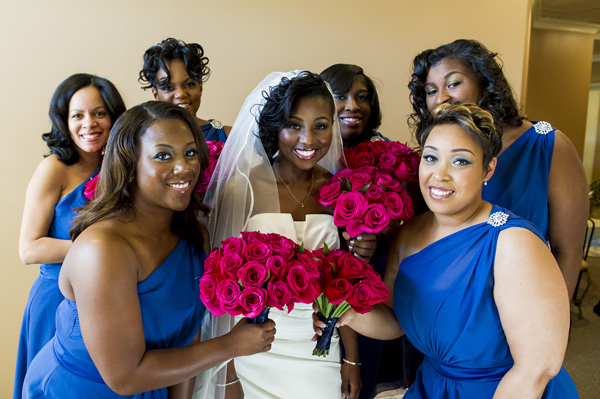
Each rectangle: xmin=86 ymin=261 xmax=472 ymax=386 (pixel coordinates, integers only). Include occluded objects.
xmin=534 ymin=121 xmax=552 ymax=135
xmin=488 ymin=211 xmax=509 ymax=227
xmin=210 ymin=119 xmax=224 ymax=129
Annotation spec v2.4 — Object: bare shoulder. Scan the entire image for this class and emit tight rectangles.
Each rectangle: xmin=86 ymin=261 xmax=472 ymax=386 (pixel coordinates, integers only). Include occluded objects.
xmin=552 ymin=129 xmax=580 ymax=160
xmin=315 ymin=165 xmax=333 ymax=187
xmin=495 ymin=226 xmax=554 ymax=269
xmin=31 ymin=155 xmax=68 ymax=185
xmin=391 ymin=211 xmax=431 ymax=262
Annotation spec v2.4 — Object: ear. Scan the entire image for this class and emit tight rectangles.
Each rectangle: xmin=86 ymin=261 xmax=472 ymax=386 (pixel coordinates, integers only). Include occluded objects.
xmin=152 ymin=87 xmax=159 ymax=101
xmin=484 ymin=157 xmax=497 ymax=182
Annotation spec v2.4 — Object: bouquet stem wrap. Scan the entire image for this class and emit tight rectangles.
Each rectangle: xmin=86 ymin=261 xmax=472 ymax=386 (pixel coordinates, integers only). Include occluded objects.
xmin=313 ymin=313 xmax=339 ymax=356
xmin=248 ymin=307 xmax=270 ymax=324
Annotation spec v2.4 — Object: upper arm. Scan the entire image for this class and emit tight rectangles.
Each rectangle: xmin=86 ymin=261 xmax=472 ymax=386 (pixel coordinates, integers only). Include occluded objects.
xmin=19 ymin=158 xmax=65 ymax=258
xmin=547 ymin=130 xmax=588 ymax=253
xmin=64 ymin=233 xmax=146 ymax=386
xmin=494 ymin=227 xmax=569 ymax=374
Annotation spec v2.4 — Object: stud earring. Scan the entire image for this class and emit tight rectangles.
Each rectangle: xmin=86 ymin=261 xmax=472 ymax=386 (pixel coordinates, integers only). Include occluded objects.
xmin=484 ymin=180 xmax=488 ymax=186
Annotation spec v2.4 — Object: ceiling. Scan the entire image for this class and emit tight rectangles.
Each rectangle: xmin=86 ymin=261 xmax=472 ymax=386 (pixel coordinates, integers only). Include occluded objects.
xmin=540 ymin=0 xmax=600 ymax=25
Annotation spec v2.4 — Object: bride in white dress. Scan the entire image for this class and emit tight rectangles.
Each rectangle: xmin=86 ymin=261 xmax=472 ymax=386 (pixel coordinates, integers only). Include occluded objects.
xmin=195 ymin=71 xmax=375 ymax=399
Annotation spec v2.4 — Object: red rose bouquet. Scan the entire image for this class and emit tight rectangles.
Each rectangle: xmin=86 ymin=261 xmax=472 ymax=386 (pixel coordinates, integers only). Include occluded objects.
xmin=83 ymin=174 xmax=99 ymax=200
xmin=311 ymin=246 xmax=390 ymax=357
xmin=316 ymin=141 xmax=419 ymax=238
xmin=197 ymin=140 xmax=225 ymax=197
xmin=199 ymin=231 xmax=321 ymax=323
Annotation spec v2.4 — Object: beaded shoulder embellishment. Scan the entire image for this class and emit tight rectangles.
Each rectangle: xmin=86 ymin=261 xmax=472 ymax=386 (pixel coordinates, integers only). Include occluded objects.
xmin=370 ymin=135 xmax=385 ymax=142
xmin=488 ymin=211 xmax=509 ymax=227
xmin=534 ymin=121 xmax=552 ymax=135
xmin=210 ymin=119 xmax=224 ymax=129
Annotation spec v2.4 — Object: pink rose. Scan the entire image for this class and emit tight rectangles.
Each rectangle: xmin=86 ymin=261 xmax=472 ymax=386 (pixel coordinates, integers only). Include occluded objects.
xmin=237 ymin=261 xmax=269 ymax=288
xmin=355 ymin=166 xmax=380 ymax=177
xmin=375 ymin=174 xmax=402 ymax=192
xmin=370 ymin=141 xmax=389 ymax=160
xmin=364 ymin=269 xmax=390 ymax=303
xmin=354 ymin=152 xmax=375 ymax=168
xmin=197 ymin=170 xmax=211 ymax=195
xmin=354 ymin=142 xmax=372 ymax=153
xmin=348 ymin=172 xmax=374 ymax=192
xmin=333 ymin=192 xmax=368 ymax=227
xmin=347 ymin=280 xmax=378 ymax=314
xmin=221 ymin=237 xmax=245 ymax=255
xmin=394 ymin=153 xmax=420 ymax=181
xmin=316 ymin=179 xmax=344 ymax=207
xmin=378 ymin=153 xmax=398 ymax=174
xmin=287 ymin=263 xmax=320 ymax=303
xmin=239 ymin=287 xmax=267 ymax=318
xmin=216 ymin=279 xmax=244 ymax=315
xmin=346 ymin=203 xmax=391 ymax=237
xmin=296 ymin=253 xmax=320 ymax=278
xmin=203 ymin=249 xmax=222 ymax=276
xmin=337 ymin=254 xmax=367 ymax=281
xmin=242 ymin=240 xmax=273 ymax=262
xmin=219 ymin=253 xmax=244 ymax=280
xmin=364 ymin=184 xmax=385 ymax=204
xmin=333 ymin=168 xmax=353 ymax=180
xmin=84 ymin=174 xmax=99 ymax=200
xmin=344 ymin=148 xmax=358 ymax=169
xmin=267 ymin=280 xmax=294 ymax=312
xmin=199 ymin=274 xmax=224 ymax=316
xmin=382 ymin=190 xmax=414 ymax=221
xmin=266 ymin=255 xmax=286 ymax=279
xmin=317 ymin=257 xmax=336 ymax=287
xmin=324 ymin=278 xmax=354 ymax=305
xmin=387 ymin=142 xmax=413 ymax=156
xmin=206 ymin=140 xmax=224 ymax=157
xmin=271 ymin=236 xmax=298 ymax=261
xmin=241 ymin=231 xmax=270 ymax=243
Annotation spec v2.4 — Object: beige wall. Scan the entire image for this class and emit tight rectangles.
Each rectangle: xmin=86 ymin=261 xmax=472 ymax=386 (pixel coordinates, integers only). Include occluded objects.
xmin=524 ymin=28 xmax=595 ymax=157
xmin=0 ymin=0 xmax=531 ymax=395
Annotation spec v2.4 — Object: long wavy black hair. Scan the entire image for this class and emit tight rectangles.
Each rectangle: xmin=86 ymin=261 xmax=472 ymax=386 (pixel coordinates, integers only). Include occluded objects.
xmin=42 ymin=74 xmax=126 ymax=165
xmin=71 ymin=101 xmax=209 ymax=251
xmin=408 ymin=39 xmax=524 ymax=137
xmin=139 ymin=38 xmax=211 ymax=90
xmin=320 ymin=64 xmax=382 ymax=135
xmin=257 ymin=71 xmax=334 ymax=163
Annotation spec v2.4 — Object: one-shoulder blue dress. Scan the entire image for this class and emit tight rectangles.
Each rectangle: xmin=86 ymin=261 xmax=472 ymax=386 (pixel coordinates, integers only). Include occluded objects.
xmin=22 ymin=239 xmax=206 ymax=398
xmin=393 ymin=206 xmax=578 ymax=398
xmin=13 ymin=169 xmax=99 ymax=399
xmin=482 ymin=121 xmax=554 ymax=239
xmin=201 ymin=119 xmax=227 ymax=143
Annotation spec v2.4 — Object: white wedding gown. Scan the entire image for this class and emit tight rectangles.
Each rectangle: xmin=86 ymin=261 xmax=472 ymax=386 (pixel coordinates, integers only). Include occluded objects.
xmin=234 ymin=213 xmax=342 ymax=399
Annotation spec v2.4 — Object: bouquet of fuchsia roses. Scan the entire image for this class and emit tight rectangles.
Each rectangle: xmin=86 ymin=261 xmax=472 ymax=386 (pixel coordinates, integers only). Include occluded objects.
xmin=311 ymin=245 xmax=390 ymax=357
xmin=197 ymin=140 xmax=225 ymax=197
xmin=199 ymin=231 xmax=322 ymax=323
xmin=316 ymin=141 xmax=419 ymax=238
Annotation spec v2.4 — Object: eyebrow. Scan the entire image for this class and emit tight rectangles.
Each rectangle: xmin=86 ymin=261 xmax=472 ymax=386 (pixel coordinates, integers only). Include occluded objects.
xmin=69 ymin=106 xmax=107 ymax=113
xmin=289 ymin=116 xmax=331 ymax=122
xmin=424 ymin=145 xmax=475 ymax=155
xmin=425 ymin=71 xmax=462 ymax=85
xmin=153 ymin=141 xmax=197 ymax=149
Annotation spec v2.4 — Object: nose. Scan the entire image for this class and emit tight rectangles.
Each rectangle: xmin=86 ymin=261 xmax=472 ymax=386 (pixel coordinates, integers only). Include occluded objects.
xmin=173 ymin=156 xmax=192 ymax=175
xmin=344 ymin=97 xmax=359 ymax=112
xmin=299 ymin=128 xmax=316 ymax=145
xmin=433 ymin=162 xmax=450 ymax=182
xmin=82 ymin=113 xmax=97 ymax=128
xmin=434 ymin=88 xmax=452 ymax=106
xmin=174 ymin=87 xmax=187 ymax=99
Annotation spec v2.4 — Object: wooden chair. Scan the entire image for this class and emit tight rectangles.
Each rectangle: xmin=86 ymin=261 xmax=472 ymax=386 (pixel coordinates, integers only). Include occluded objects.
xmin=572 ymin=218 xmax=594 ymax=319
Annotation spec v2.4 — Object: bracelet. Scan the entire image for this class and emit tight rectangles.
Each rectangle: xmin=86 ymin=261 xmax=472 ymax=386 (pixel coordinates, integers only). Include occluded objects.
xmin=342 ymin=358 xmax=362 ymax=366
xmin=215 ymin=378 xmax=240 ymax=387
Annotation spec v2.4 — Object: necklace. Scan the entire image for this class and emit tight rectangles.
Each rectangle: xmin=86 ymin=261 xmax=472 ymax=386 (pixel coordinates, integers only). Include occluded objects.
xmin=273 ymin=165 xmax=315 ymax=208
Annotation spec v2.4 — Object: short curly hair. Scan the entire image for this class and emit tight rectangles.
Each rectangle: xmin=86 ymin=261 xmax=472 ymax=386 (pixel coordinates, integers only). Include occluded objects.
xmin=257 ymin=71 xmax=334 ymax=163
xmin=320 ymin=64 xmax=382 ymax=134
xmin=138 ymin=38 xmax=210 ymax=90
xmin=418 ymin=103 xmax=503 ymax=170
xmin=42 ymin=73 xmax=126 ymax=165
xmin=408 ymin=39 xmax=524 ymax=136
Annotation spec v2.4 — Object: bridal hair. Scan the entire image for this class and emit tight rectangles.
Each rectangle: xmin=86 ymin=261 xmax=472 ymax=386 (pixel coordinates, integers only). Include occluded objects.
xmin=320 ymin=63 xmax=382 ymax=133
xmin=257 ymin=71 xmax=335 ymax=163
xmin=139 ymin=37 xmax=211 ymax=90
xmin=408 ymin=39 xmax=524 ymax=134
xmin=70 ymin=101 xmax=209 ymax=249
xmin=418 ymin=103 xmax=502 ymax=170
xmin=43 ymin=73 xmax=126 ymax=165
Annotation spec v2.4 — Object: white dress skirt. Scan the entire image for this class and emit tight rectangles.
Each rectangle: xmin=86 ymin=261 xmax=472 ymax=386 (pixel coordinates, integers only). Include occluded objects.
xmin=233 ymin=213 xmax=342 ymax=399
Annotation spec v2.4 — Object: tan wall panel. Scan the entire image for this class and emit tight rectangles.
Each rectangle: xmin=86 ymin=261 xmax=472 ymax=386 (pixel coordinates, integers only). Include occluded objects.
xmin=592 ymin=62 xmax=600 ymax=82
xmin=525 ymin=28 xmax=595 ymax=157
xmin=0 ymin=0 xmax=530 ymax=395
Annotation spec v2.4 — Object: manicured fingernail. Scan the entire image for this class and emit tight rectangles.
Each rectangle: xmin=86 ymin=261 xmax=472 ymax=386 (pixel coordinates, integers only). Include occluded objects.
xmin=348 ymin=245 xmax=353 ymax=250
xmin=349 ymin=240 xmax=355 ymax=245
xmin=354 ymin=252 xmax=359 ymax=257
xmin=357 ymin=235 xmax=363 ymax=240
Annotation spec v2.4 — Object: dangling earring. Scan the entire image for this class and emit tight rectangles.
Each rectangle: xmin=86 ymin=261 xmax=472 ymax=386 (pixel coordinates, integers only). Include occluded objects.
xmin=129 ymin=176 xmax=134 ymax=183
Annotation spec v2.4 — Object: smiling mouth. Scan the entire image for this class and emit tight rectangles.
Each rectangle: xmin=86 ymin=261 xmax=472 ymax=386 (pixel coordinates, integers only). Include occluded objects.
xmin=81 ymin=133 xmax=101 ymax=140
xmin=167 ymin=181 xmax=191 ymax=191
xmin=339 ymin=116 xmax=362 ymax=127
xmin=294 ymin=148 xmax=316 ymax=160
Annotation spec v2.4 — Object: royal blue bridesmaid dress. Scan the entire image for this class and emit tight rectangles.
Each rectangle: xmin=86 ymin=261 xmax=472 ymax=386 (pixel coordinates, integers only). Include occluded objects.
xmin=22 ymin=239 xmax=206 ymax=398
xmin=393 ymin=206 xmax=578 ymax=398
xmin=201 ymin=119 xmax=227 ymax=143
xmin=13 ymin=169 xmax=99 ymax=399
